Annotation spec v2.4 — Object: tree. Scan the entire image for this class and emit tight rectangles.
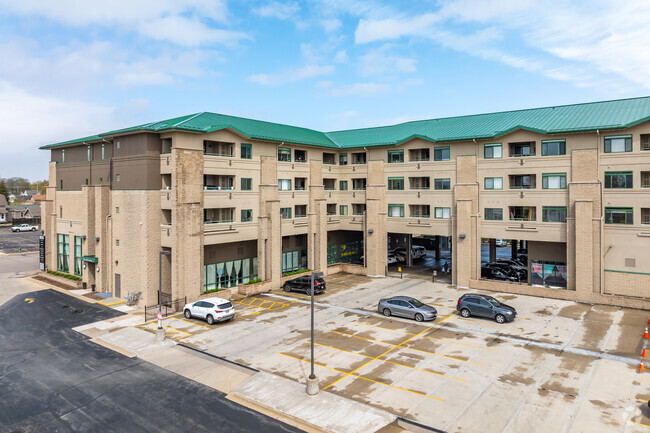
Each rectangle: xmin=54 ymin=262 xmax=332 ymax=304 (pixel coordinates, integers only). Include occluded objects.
xmin=0 ymin=181 xmax=8 ymax=202
xmin=30 ymin=180 xmax=49 ymax=195
xmin=5 ymin=177 xmax=30 ymax=196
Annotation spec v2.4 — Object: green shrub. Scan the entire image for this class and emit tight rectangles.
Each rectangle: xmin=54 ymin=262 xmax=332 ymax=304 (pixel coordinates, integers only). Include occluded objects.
xmin=245 ymin=278 xmax=262 ymax=285
xmin=204 ymin=288 xmax=220 ymax=294
xmin=47 ymin=270 xmax=82 ymax=282
xmin=282 ymin=269 xmax=311 ymax=277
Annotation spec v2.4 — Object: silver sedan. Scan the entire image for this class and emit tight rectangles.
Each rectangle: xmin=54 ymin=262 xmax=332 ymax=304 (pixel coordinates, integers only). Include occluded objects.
xmin=377 ymin=296 xmax=437 ymax=322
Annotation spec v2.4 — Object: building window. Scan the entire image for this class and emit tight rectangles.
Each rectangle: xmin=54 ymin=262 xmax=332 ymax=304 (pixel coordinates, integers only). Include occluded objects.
xmin=116 ymin=141 xmax=120 ymax=149
xmin=434 ymin=178 xmax=450 ymax=190
xmin=509 ymin=142 xmax=535 ymax=157
xmin=409 ymin=205 xmax=430 ymax=218
xmin=642 ymin=208 xmax=650 ymax=225
xmin=339 ymin=153 xmax=348 ymax=165
xmin=241 ymin=209 xmax=253 ymax=222
xmin=280 ymin=207 xmax=292 ymax=219
xmin=352 ymin=204 xmax=366 ymax=215
xmin=85 ymin=178 xmax=89 ymax=186
xmin=59 ymin=206 xmax=62 ymax=218
xmin=604 ymin=135 xmax=632 ymax=153
xmin=204 ymin=257 xmax=257 ymax=290
xmin=484 ymin=143 xmax=502 ymax=159
xmin=339 ymin=205 xmax=348 ymax=215
xmin=74 ymin=236 xmax=82 ymax=276
xmin=435 ymin=207 xmax=451 ymax=219
xmin=323 ymin=153 xmax=336 ymax=164
xmin=388 ymin=150 xmax=404 ymax=163
xmin=642 ymin=172 xmax=650 ymax=188
xmin=87 ymin=145 xmax=91 ymax=161
xmin=388 ymin=177 xmax=404 ymax=190
xmin=352 ymin=152 xmax=366 ymax=164
xmin=324 ymin=179 xmax=336 ymax=190
xmin=57 ymin=234 xmax=69 ymax=273
xmin=116 ymin=174 xmax=120 ymax=182
xmin=542 ymin=206 xmax=567 ymax=223
xmin=542 ymin=139 xmax=566 ymax=156
xmin=278 ymin=147 xmax=291 ymax=162
xmin=509 ymin=174 xmax=536 ymax=189
xmin=294 ymin=149 xmax=307 ymax=162
xmin=604 ymin=171 xmax=633 ymax=189
xmin=605 ymin=207 xmax=633 ymax=224
xmin=542 ymin=173 xmax=567 ymax=189
xmin=295 ymin=205 xmax=307 ymax=218
xmin=484 ymin=208 xmax=503 ymax=221
xmin=278 ymin=179 xmax=292 ymax=191
xmin=282 ymin=251 xmax=300 ymax=273
xmin=642 ymin=134 xmax=650 ymax=151
xmin=434 ymin=146 xmax=450 ymax=161
xmin=409 ymin=177 xmax=430 ymax=190
xmin=409 ymin=148 xmax=429 ymax=162
xmin=60 ymin=180 xmax=63 ymax=190
xmin=484 ymin=177 xmax=503 ymax=190
xmin=61 ymin=149 xmax=65 ymax=163
xmin=295 ymin=177 xmax=306 ymax=190
xmin=101 ymin=143 xmax=105 ymax=160
xmin=116 ymin=239 xmax=120 ymax=246
xmin=388 ymin=204 xmax=404 ymax=217
xmin=116 ymin=207 xmax=119 ymax=214
xmin=241 ymin=178 xmax=252 ymax=191
xmin=509 ymin=206 xmax=536 ymax=221
xmin=327 ymin=203 xmax=336 ymax=215
xmin=241 ymin=143 xmax=252 ymax=159
xmin=99 ymin=177 xmax=103 ymax=185
xmin=352 ymin=178 xmax=366 ymax=190
xmin=339 ymin=180 xmax=348 ymax=191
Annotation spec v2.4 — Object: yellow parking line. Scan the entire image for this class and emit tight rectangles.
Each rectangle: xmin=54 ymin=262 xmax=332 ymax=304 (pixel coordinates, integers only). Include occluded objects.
xmin=171 ymin=316 xmax=212 ymax=329
xmin=330 ymin=330 xmax=483 ymax=365
xmin=630 ymin=420 xmax=650 ymax=428
xmin=456 ymin=317 xmax=523 ymax=330
xmin=277 ymin=352 xmax=443 ymax=401
xmin=639 ymin=379 xmax=650 ymax=383
xmin=270 ymin=291 xmax=311 ymax=300
xmin=423 ymin=336 xmax=498 ymax=352
xmin=324 ymin=323 xmax=435 ymax=391
xmin=311 ymin=341 xmax=372 ymax=359
xmin=436 ymin=311 xmax=457 ymax=324
xmin=636 ymin=398 xmax=649 ymax=402
xmin=97 ymin=299 xmax=126 ymax=306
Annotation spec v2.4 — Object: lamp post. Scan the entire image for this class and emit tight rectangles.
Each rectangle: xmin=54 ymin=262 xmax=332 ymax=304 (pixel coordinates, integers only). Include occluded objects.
xmin=157 ymin=250 xmax=171 ymax=340
xmin=306 ymin=270 xmax=323 ymax=396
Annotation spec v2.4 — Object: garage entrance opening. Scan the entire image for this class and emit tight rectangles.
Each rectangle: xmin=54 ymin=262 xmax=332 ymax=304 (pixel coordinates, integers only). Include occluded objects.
xmin=387 ymin=234 xmax=452 ymax=281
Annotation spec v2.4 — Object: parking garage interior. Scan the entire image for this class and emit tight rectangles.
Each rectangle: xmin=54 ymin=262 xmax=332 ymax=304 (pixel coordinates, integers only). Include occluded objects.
xmin=386 ymin=233 xmax=452 ymax=280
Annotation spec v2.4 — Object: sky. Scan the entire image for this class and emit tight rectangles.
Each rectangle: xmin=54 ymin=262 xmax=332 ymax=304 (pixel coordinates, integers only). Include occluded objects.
xmin=1 ymin=0 xmax=649 ymax=181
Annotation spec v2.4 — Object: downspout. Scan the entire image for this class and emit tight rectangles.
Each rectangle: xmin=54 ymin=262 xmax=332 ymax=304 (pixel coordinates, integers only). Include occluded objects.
xmin=597 ymin=129 xmax=604 ymax=294
xmin=473 ymin=139 xmax=481 ymax=280
xmin=106 ymin=214 xmax=112 ymax=294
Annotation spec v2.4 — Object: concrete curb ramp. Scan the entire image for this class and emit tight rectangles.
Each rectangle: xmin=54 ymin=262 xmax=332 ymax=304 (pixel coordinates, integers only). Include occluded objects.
xmin=231 ymin=371 xmax=396 ymax=433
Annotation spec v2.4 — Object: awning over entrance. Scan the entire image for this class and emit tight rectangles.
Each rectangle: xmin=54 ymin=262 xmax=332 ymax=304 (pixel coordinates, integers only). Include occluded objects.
xmin=82 ymin=255 xmax=98 ymax=263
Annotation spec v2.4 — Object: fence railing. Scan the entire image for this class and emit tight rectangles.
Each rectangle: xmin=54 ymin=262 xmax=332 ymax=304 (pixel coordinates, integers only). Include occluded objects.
xmin=144 ymin=295 xmax=186 ymax=322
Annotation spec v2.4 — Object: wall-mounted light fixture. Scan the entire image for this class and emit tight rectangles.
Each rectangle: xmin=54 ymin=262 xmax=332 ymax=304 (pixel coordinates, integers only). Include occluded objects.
xmin=368 ymin=229 xmax=374 ymax=234
xmin=459 ymin=233 xmax=466 ymax=239
xmin=94 ymin=236 xmax=100 ymax=241
xmin=81 ymin=235 xmax=87 ymax=240
xmin=96 ymin=267 xmax=100 ymax=273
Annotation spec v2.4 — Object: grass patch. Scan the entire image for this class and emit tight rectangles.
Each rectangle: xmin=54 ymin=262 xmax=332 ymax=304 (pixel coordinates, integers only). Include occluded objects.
xmin=282 ymin=269 xmax=311 ymax=277
xmin=245 ymin=278 xmax=262 ymax=285
xmin=47 ymin=270 xmax=82 ymax=282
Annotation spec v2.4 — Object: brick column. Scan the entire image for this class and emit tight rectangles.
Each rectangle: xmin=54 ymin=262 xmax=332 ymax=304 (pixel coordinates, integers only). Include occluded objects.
xmin=365 ymin=160 xmax=387 ymax=276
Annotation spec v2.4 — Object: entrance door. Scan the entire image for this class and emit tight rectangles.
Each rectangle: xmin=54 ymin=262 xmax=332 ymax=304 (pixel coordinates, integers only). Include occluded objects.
xmin=115 ymin=274 xmax=121 ymax=298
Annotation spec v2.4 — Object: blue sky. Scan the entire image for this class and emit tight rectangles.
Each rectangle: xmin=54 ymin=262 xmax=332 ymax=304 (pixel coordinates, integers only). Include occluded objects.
xmin=1 ymin=0 xmax=649 ymax=181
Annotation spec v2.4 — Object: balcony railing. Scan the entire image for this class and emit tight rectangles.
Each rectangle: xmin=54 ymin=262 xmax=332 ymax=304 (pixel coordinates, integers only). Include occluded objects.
xmin=204 ymin=219 xmax=234 ymax=224
xmin=410 ymin=214 xmax=430 ymax=218
xmin=204 ymin=186 xmax=234 ymax=190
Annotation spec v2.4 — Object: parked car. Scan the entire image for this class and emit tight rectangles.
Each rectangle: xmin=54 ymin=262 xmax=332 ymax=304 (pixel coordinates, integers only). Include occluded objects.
xmin=392 ymin=246 xmax=426 ymax=260
xmin=495 ymin=239 xmax=507 ymax=247
xmin=457 ymin=293 xmax=517 ymax=323
xmin=490 ymin=261 xmax=526 ymax=281
xmin=183 ymin=297 xmax=235 ymax=325
xmin=481 ymin=264 xmax=518 ymax=282
xmin=495 ymin=259 xmax=528 ymax=276
xmin=283 ymin=275 xmax=326 ymax=294
xmin=11 ymin=224 xmax=38 ymax=232
xmin=378 ymin=296 xmax=437 ymax=322
xmin=387 ymin=253 xmax=400 ymax=264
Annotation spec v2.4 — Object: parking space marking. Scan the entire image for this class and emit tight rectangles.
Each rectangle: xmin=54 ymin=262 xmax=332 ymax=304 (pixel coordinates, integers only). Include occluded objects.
xmin=436 ymin=312 xmax=457 ymax=324
xmin=136 ymin=322 xmax=192 ymax=341
xmin=455 ymin=317 xmax=523 ymax=330
xmin=630 ymin=421 xmax=650 ymax=429
xmin=310 ymin=340 xmax=465 ymax=382
xmin=269 ymin=291 xmax=311 ymax=301
xmin=637 ymin=398 xmax=649 ymax=402
xmin=323 ymin=324 xmax=436 ymax=391
xmin=97 ymin=299 xmax=126 ymax=307
xmin=330 ymin=330 xmax=484 ymax=366
xmin=638 ymin=379 xmax=650 ymax=383
xmin=235 ymin=296 xmax=290 ymax=310
xmin=353 ymin=321 xmax=416 ymax=335
xmin=169 ymin=315 xmax=212 ymax=329
xmin=278 ymin=352 xmax=444 ymax=401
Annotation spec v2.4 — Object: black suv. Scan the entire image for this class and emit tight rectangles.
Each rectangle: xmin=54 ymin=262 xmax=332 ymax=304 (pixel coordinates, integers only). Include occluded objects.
xmin=481 ymin=264 xmax=518 ymax=282
xmin=456 ymin=294 xmax=517 ymax=323
xmin=282 ymin=276 xmax=326 ymax=294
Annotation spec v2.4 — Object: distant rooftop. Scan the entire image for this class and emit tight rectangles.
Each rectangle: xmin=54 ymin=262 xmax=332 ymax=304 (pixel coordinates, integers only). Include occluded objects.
xmin=41 ymin=96 xmax=650 ymax=150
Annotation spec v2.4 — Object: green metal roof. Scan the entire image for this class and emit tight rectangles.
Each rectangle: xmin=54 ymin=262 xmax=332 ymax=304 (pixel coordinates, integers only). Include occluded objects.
xmin=41 ymin=96 xmax=650 ymax=150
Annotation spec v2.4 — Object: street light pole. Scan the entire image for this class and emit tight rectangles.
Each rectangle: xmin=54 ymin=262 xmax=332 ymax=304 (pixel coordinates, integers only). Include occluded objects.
xmin=158 ymin=250 xmax=171 ymax=339
xmin=307 ymin=270 xmax=323 ymax=395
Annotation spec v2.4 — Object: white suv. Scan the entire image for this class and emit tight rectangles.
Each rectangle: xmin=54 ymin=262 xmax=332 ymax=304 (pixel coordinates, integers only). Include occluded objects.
xmin=183 ymin=297 xmax=235 ymax=325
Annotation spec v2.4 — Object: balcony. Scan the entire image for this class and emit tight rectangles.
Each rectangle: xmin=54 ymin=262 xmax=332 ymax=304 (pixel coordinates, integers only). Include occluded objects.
xmin=352 ymin=152 xmax=367 ymax=164
xmin=204 ymin=208 xmax=234 ymax=224
xmin=409 ymin=148 xmax=430 ymax=162
xmin=203 ymin=140 xmax=234 ymax=157
xmin=324 ymin=178 xmax=336 ymax=190
xmin=409 ymin=177 xmax=430 ymax=190
xmin=409 ymin=205 xmax=430 ymax=218
xmin=509 ymin=142 xmax=536 ymax=157
xmin=352 ymin=178 xmax=367 ymax=190
xmin=509 ymin=206 xmax=536 ymax=221
xmin=204 ymin=175 xmax=234 ymax=191
xmin=509 ymin=175 xmax=536 ymax=189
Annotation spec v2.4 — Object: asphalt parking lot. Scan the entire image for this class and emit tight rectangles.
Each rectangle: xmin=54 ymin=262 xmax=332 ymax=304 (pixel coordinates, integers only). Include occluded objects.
xmin=0 ymin=225 xmax=40 ymax=253
xmin=172 ymin=273 xmax=650 ymax=433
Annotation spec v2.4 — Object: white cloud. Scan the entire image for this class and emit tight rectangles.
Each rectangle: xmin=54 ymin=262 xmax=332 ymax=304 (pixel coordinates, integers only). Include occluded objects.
xmin=321 ymin=18 xmax=342 ymax=33
xmin=357 ymin=45 xmax=416 ymax=76
xmin=330 ymin=82 xmax=390 ymax=96
xmin=253 ymin=1 xmax=300 ymax=20
xmin=139 ymin=16 xmax=249 ymax=47
xmin=0 ymin=0 xmax=244 ymax=47
xmin=249 ymin=65 xmax=334 ymax=85
xmin=334 ymin=50 xmax=348 ymax=63
xmin=355 ymin=14 xmax=440 ymax=44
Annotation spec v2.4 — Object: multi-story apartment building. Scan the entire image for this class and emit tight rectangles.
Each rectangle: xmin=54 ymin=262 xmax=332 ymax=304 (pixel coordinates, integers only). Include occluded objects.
xmin=40 ymin=97 xmax=650 ymax=308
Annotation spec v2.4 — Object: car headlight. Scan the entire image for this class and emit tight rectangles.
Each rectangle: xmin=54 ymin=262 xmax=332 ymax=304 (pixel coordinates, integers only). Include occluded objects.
xmin=506 ymin=311 xmax=512 ymax=315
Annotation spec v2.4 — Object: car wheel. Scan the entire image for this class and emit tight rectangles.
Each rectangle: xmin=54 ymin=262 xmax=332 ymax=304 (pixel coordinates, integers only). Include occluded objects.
xmin=383 ymin=308 xmax=392 ymax=317
xmin=206 ymin=315 xmax=215 ymax=325
xmin=460 ymin=308 xmax=471 ymax=318
xmin=495 ymin=314 xmax=506 ymax=324
xmin=415 ymin=313 xmax=424 ymax=322
xmin=32 ymin=228 xmax=36 ymax=231
xmin=184 ymin=309 xmax=192 ymax=319
xmin=283 ymin=284 xmax=292 ymax=293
